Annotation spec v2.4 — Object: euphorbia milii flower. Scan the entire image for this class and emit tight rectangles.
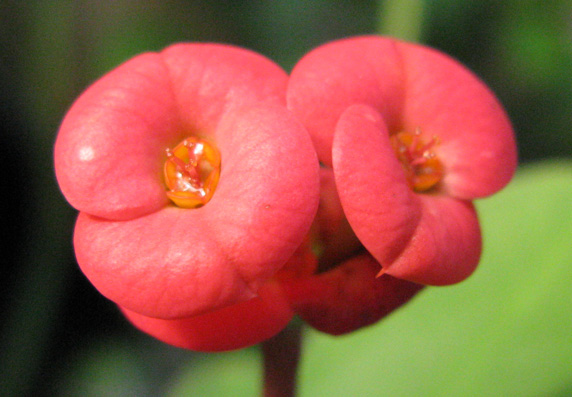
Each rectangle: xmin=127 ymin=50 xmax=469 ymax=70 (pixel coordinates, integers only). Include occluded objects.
xmin=55 ymin=43 xmax=320 ymax=351
xmin=283 ymin=36 xmax=517 ymax=333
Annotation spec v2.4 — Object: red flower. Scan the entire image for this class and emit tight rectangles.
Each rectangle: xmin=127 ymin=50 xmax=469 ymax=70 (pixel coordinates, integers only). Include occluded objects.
xmin=283 ymin=36 xmax=517 ymax=334
xmin=55 ymin=43 xmax=320 ymax=351
xmin=55 ymin=37 xmax=517 ymax=346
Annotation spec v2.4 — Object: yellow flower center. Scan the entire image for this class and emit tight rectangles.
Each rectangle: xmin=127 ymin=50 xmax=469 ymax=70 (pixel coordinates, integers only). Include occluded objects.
xmin=164 ymin=137 xmax=221 ymax=208
xmin=391 ymin=129 xmax=443 ymax=192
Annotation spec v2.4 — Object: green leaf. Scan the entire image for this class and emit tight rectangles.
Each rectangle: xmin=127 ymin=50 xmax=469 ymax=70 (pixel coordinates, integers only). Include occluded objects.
xmin=299 ymin=160 xmax=572 ymax=396
xmin=167 ymin=348 xmax=261 ymax=397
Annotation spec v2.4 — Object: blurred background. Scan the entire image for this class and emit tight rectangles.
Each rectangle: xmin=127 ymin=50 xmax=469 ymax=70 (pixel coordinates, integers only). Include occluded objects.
xmin=1 ymin=1 xmax=571 ymax=396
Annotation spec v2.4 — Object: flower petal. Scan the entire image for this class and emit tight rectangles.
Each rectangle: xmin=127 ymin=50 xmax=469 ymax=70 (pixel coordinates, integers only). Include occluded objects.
xmin=55 ymin=43 xmax=290 ymax=221
xmin=287 ymin=36 xmax=517 ymax=197
xmin=54 ymin=53 xmax=178 ymax=220
xmin=333 ymin=104 xmax=421 ymax=265
xmin=396 ymin=40 xmax=518 ymax=199
xmin=282 ymin=254 xmax=423 ymax=335
xmin=74 ymin=210 xmax=251 ymax=319
xmin=74 ymin=103 xmax=320 ymax=319
xmin=287 ymin=36 xmax=404 ymax=166
xmin=206 ymin=103 xmax=320 ymax=285
xmin=385 ymin=195 xmax=482 ymax=285
xmin=332 ymin=104 xmax=482 ymax=285
xmin=160 ymin=43 xmax=289 ymax=136
xmin=121 ymin=281 xmax=293 ymax=352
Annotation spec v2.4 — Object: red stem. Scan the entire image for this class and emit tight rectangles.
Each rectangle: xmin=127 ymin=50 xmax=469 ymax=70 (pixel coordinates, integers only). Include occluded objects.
xmin=262 ymin=321 xmax=303 ymax=397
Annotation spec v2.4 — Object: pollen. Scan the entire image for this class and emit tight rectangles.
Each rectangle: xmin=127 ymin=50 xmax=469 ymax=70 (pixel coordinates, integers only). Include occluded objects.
xmin=391 ymin=128 xmax=443 ymax=192
xmin=164 ymin=137 xmax=221 ymax=208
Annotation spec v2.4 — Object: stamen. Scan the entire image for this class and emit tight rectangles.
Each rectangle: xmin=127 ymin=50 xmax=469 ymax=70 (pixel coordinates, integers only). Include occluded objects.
xmin=391 ymin=129 xmax=443 ymax=192
xmin=163 ymin=137 xmax=221 ymax=208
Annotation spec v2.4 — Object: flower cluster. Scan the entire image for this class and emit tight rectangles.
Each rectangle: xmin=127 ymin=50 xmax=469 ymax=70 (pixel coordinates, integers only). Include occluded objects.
xmin=55 ymin=36 xmax=517 ymax=351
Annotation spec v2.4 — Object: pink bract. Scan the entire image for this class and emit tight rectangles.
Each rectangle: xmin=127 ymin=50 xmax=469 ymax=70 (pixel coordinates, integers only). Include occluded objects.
xmin=54 ymin=43 xmax=320 ymax=346
xmin=287 ymin=36 xmax=517 ymax=286
xmin=281 ymin=254 xmax=423 ymax=335
xmin=121 ymin=281 xmax=293 ymax=352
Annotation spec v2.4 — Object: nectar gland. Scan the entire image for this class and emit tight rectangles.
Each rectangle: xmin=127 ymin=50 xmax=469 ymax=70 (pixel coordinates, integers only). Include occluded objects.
xmin=164 ymin=137 xmax=221 ymax=208
xmin=391 ymin=128 xmax=443 ymax=192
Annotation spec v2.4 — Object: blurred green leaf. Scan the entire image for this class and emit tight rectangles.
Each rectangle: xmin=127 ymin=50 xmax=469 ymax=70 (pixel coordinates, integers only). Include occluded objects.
xmin=297 ymin=160 xmax=572 ymax=396
xmin=167 ymin=348 xmax=261 ymax=397
xmin=377 ymin=0 xmax=425 ymax=42
xmin=168 ymin=348 xmax=262 ymax=397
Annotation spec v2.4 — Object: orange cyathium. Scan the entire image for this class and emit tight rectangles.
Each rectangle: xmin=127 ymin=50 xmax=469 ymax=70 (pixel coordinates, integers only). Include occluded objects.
xmin=164 ymin=137 xmax=221 ymax=208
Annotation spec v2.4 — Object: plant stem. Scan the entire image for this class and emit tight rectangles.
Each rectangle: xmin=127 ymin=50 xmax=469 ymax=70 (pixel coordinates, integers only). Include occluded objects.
xmin=262 ymin=321 xmax=303 ymax=397
xmin=377 ymin=0 xmax=426 ymax=43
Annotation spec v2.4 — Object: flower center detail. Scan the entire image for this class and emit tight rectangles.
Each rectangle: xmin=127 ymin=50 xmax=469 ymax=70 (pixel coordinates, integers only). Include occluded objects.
xmin=391 ymin=128 xmax=443 ymax=192
xmin=164 ymin=137 xmax=221 ymax=208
